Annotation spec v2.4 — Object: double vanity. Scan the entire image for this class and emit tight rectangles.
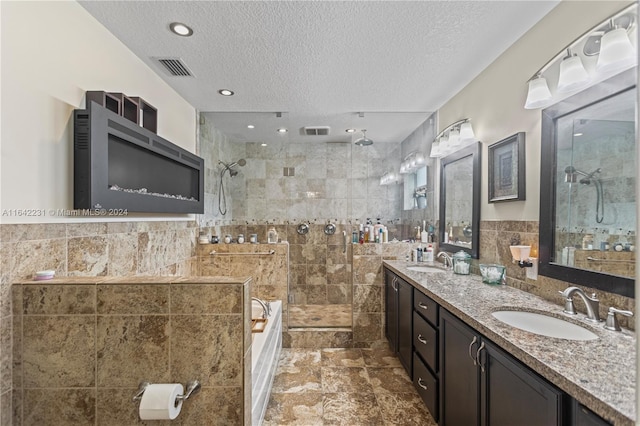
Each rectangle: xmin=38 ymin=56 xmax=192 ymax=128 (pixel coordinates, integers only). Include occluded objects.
xmin=383 ymin=260 xmax=635 ymax=425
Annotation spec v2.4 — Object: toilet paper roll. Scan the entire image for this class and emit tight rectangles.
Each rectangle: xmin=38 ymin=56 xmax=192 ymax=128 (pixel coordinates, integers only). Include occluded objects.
xmin=138 ymin=383 xmax=184 ymax=420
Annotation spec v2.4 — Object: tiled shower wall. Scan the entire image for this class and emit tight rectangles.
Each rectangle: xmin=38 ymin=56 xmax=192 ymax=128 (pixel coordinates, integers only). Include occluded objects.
xmin=197 ymin=113 xmax=438 ymax=229
xmin=0 ymin=220 xmax=198 ymax=425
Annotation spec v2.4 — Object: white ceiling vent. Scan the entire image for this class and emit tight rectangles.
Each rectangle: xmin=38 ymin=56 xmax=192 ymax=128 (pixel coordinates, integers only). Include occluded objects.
xmin=154 ymin=57 xmax=194 ymax=77
xmin=303 ymin=126 xmax=331 ymax=136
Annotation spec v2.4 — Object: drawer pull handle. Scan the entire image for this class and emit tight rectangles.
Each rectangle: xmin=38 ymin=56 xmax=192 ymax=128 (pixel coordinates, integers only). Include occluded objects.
xmin=417 ymin=378 xmax=428 ymax=390
xmin=417 ymin=334 xmax=428 ymax=345
xmin=476 ymin=341 xmax=486 ymax=373
xmin=468 ymin=336 xmax=478 ymax=365
xmin=418 ymin=302 xmax=429 ymax=310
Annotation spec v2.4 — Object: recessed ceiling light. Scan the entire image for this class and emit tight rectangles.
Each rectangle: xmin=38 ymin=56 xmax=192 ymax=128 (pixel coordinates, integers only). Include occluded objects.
xmin=247 ymin=125 xmax=255 ymax=129
xmin=261 ymin=143 xmax=268 ymax=147
xmin=573 ymin=132 xmax=583 ymax=137
xmin=218 ymin=89 xmax=234 ymax=96
xmin=169 ymin=22 xmax=193 ymax=37
xmin=277 ymin=128 xmax=288 ymax=133
xmin=345 ymin=128 xmax=356 ymax=133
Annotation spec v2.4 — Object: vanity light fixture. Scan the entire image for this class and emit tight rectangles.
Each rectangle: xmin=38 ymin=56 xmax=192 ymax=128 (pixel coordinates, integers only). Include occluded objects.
xmin=379 ymin=171 xmax=398 ymax=186
xmin=557 ymin=49 xmax=590 ymax=93
xmin=169 ymin=22 xmax=193 ymax=37
xmin=247 ymin=125 xmax=255 ymax=129
xmin=399 ymin=151 xmax=425 ymax=174
xmin=596 ymin=22 xmax=637 ymax=73
xmin=430 ymin=118 xmax=476 ymax=158
xmin=218 ymin=89 xmax=234 ymax=96
xmin=524 ymin=4 xmax=636 ymax=109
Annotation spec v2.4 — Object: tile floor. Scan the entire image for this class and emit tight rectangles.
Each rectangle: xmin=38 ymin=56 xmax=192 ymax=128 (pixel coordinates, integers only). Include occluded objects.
xmin=263 ymin=347 xmax=437 ymax=425
xmin=288 ymin=304 xmax=352 ymax=328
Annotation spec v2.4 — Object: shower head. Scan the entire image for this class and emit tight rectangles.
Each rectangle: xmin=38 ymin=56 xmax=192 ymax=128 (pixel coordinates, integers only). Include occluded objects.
xmin=227 ymin=158 xmax=247 ymax=169
xmin=219 ymin=159 xmax=247 ymax=177
xmin=564 ymin=166 xmax=601 ymax=184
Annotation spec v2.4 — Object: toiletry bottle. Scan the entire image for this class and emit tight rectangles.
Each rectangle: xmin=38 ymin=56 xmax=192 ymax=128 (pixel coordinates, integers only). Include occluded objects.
xmin=417 ymin=245 xmax=423 ymax=262
xmin=368 ymin=220 xmax=374 ymax=243
xmin=421 ymin=221 xmax=429 ymax=243
xmin=416 ymin=225 xmax=421 ymax=241
xmin=383 ymin=226 xmax=388 ymax=243
xmin=443 ymin=229 xmax=449 ymax=244
xmin=352 ymin=230 xmax=358 ymax=244
xmin=359 ymin=223 xmax=364 ymax=244
xmin=267 ymin=227 xmax=278 ymax=244
xmin=425 ymin=244 xmax=434 ymax=262
xmin=378 ymin=228 xmax=383 ymax=244
xmin=364 ymin=218 xmax=371 ymax=243
xmin=373 ymin=218 xmax=383 ymax=242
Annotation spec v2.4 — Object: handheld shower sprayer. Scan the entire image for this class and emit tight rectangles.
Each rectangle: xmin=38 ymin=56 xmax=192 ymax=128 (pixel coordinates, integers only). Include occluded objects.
xmin=564 ymin=165 xmax=605 ymax=223
xmin=218 ymin=159 xmax=247 ymax=215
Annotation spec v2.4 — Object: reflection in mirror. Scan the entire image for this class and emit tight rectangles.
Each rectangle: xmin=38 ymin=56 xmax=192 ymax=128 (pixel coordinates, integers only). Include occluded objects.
xmin=403 ymin=166 xmax=428 ymax=210
xmin=439 ymin=142 xmax=481 ymax=258
xmin=540 ymin=69 xmax=636 ymax=297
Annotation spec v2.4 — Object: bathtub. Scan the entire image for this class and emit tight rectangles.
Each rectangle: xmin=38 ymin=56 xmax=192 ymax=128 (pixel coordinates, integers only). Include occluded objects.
xmin=251 ymin=300 xmax=282 ymax=426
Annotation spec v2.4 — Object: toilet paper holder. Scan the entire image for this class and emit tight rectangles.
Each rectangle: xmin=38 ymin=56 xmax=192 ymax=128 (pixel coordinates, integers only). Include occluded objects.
xmin=133 ymin=380 xmax=201 ymax=406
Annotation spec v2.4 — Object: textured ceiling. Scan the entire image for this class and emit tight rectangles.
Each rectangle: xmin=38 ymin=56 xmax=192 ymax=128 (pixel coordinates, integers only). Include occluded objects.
xmin=80 ymin=0 xmax=559 ymax=144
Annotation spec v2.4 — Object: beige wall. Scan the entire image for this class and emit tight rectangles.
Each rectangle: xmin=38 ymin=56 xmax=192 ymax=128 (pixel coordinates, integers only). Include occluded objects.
xmin=438 ymin=0 xmax=633 ymax=222
xmin=0 ymin=1 xmax=197 ymax=223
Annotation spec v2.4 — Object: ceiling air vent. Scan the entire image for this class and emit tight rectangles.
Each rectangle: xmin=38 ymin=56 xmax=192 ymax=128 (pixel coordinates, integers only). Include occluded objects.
xmin=155 ymin=57 xmax=194 ymax=77
xmin=304 ymin=126 xmax=331 ymax=136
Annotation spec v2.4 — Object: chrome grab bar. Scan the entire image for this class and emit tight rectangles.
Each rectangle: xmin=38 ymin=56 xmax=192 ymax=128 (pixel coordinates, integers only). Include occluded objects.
xmin=209 ymin=250 xmax=275 ymax=256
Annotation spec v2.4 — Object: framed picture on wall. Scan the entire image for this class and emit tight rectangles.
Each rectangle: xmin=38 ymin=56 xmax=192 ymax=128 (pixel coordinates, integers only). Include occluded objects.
xmin=488 ymin=132 xmax=525 ymax=203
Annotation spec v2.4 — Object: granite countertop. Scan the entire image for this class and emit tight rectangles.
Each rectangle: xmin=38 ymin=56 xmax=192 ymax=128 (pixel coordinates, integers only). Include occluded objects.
xmin=383 ymin=260 xmax=636 ymax=425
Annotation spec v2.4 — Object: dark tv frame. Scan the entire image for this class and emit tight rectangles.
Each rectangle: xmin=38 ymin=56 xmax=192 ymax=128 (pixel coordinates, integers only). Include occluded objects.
xmin=74 ymin=101 xmax=204 ymax=214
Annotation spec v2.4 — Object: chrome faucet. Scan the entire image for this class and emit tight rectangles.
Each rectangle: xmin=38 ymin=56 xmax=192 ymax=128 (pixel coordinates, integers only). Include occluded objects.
xmin=251 ymin=297 xmax=271 ymax=319
xmin=559 ymin=286 xmax=600 ymax=322
xmin=437 ymin=252 xmax=453 ymax=269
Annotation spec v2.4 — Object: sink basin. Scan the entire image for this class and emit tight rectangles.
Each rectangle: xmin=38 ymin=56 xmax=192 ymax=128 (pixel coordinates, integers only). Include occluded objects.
xmin=492 ymin=310 xmax=598 ymax=341
xmin=407 ymin=266 xmax=445 ymax=273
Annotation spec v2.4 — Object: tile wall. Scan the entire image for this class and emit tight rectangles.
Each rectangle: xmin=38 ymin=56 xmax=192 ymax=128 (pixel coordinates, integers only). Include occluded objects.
xmin=196 ymin=242 xmax=289 ymax=330
xmin=12 ymin=275 xmax=251 ymax=426
xmin=0 ymin=220 xmax=198 ymax=425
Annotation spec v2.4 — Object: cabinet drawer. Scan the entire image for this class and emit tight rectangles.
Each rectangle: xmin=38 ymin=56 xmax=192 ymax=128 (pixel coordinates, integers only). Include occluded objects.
xmin=413 ymin=353 xmax=438 ymax=422
xmin=413 ymin=312 xmax=437 ymax=372
xmin=414 ymin=290 xmax=438 ymax=325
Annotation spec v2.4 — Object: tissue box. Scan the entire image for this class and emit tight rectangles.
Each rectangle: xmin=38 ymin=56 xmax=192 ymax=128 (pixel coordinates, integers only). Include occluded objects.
xmin=479 ymin=264 xmax=506 ymax=285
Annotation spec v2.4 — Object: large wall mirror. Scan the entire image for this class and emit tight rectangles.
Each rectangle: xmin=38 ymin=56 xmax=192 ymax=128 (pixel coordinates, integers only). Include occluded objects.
xmin=539 ymin=69 xmax=636 ymax=298
xmin=439 ymin=142 xmax=481 ymax=258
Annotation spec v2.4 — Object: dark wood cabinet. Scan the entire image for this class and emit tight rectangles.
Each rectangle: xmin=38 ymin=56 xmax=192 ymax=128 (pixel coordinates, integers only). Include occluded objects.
xmin=440 ymin=308 xmax=481 ymax=425
xmin=440 ymin=309 xmax=564 ymax=426
xmin=384 ymin=269 xmax=413 ymax=374
xmin=397 ymin=276 xmax=413 ymax=373
xmin=572 ymin=401 xmax=611 ymax=426
xmin=384 ymin=269 xmax=398 ymax=352
xmin=384 ymin=266 xmax=608 ymax=426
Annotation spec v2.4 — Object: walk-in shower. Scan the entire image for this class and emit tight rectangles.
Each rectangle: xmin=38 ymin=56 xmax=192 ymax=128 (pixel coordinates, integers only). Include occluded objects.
xmin=218 ymin=159 xmax=246 ymax=215
xmin=564 ymin=166 xmax=604 ymax=223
